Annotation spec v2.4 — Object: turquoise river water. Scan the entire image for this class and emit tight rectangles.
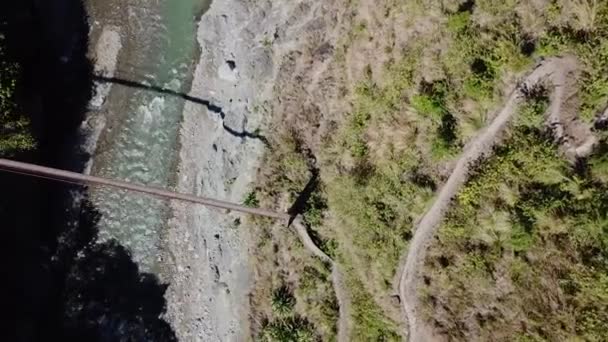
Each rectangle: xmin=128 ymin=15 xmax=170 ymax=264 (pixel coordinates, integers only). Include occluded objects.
xmin=91 ymin=0 xmax=212 ymax=272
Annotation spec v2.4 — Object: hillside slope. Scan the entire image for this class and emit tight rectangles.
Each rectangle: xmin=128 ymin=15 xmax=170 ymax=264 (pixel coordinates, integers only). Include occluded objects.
xmin=248 ymin=0 xmax=608 ymax=340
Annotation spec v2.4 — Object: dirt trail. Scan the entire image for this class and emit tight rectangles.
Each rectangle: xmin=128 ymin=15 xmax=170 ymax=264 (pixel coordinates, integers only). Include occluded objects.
xmin=292 ymin=218 xmax=351 ymax=342
xmin=397 ymin=56 xmax=580 ymax=341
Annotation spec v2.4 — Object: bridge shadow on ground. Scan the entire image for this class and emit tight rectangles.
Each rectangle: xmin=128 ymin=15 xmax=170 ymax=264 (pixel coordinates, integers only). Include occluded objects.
xmin=93 ymin=75 xmax=270 ymax=147
xmin=288 ymin=171 xmax=319 ymax=225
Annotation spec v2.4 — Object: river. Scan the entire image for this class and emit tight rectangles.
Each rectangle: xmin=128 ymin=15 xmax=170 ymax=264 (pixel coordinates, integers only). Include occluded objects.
xmin=86 ymin=0 xmax=211 ymax=272
xmin=84 ymin=0 xmax=278 ymax=338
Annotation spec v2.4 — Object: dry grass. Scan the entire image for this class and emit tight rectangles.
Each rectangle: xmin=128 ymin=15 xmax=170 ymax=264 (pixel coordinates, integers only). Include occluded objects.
xmin=365 ymin=110 xmax=419 ymax=168
xmin=246 ymin=123 xmax=341 ymax=341
xmin=566 ymin=0 xmax=598 ymax=32
xmin=248 ymin=218 xmax=339 ymax=341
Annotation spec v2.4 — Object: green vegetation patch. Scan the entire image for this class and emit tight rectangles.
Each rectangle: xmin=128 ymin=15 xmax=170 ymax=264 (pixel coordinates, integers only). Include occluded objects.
xmin=445 ymin=12 xmax=525 ymax=103
xmin=271 ymin=285 xmax=297 ymax=317
xmin=536 ymin=1 xmax=608 ymax=121
xmin=294 ymin=260 xmax=339 ymax=340
xmin=260 ymin=315 xmax=317 ymax=342
xmin=0 ymin=34 xmax=34 ymax=155
xmin=421 ymin=100 xmax=608 ymax=340
xmin=243 ymin=191 xmax=260 ymax=208
xmin=327 ymin=55 xmax=436 ymax=282
xmin=261 ymin=284 xmax=325 ymax=342
xmin=342 ymin=265 xmax=401 ymax=341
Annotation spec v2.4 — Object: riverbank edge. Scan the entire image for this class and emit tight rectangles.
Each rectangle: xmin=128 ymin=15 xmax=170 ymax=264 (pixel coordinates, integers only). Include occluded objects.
xmin=163 ymin=0 xmax=272 ymax=340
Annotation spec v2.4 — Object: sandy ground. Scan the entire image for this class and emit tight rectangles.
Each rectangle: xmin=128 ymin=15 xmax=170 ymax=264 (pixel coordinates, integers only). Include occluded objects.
xmin=397 ymin=56 xmax=588 ymax=342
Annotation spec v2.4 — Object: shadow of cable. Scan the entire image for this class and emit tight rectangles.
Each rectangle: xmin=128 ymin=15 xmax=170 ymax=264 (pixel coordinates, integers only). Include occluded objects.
xmin=93 ymin=75 xmax=223 ymax=113
xmin=93 ymin=75 xmax=270 ymax=147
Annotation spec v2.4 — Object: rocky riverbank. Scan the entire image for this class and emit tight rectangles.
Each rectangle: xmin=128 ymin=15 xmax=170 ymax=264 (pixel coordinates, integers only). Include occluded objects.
xmin=165 ymin=0 xmax=342 ymax=340
xmin=164 ymin=0 xmax=274 ymax=339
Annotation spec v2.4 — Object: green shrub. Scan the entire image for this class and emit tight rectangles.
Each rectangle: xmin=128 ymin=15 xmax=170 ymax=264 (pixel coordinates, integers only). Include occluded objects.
xmin=515 ymin=84 xmax=549 ymax=129
xmin=302 ymin=184 xmax=328 ymax=228
xmin=0 ymin=36 xmax=34 ymax=155
xmin=534 ymin=1 xmax=608 ymax=122
xmin=446 ymin=11 xmax=471 ymax=34
xmin=410 ymin=94 xmax=444 ymax=120
xmin=243 ymin=191 xmax=260 ymax=208
xmin=271 ymin=286 xmax=296 ymax=317
xmin=260 ymin=316 xmax=317 ymax=342
xmin=590 ymin=143 xmax=608 ymax=183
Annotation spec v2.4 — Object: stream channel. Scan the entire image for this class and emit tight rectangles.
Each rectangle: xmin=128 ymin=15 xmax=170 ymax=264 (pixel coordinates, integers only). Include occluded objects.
xmin=87 ymin=0 xmax=212 ymax=272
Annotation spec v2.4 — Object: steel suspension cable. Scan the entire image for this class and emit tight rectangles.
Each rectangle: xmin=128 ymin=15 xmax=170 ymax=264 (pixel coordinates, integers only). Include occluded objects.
xmin=0 ymin=158 xmax=290 ymax=220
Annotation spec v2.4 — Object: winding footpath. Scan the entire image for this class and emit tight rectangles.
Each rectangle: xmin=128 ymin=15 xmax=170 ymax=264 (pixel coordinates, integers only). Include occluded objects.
xmin=291 ymin=218 xmax=351 ymax=342
xmin=397 ymin=56 xmax=581 ymax=341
